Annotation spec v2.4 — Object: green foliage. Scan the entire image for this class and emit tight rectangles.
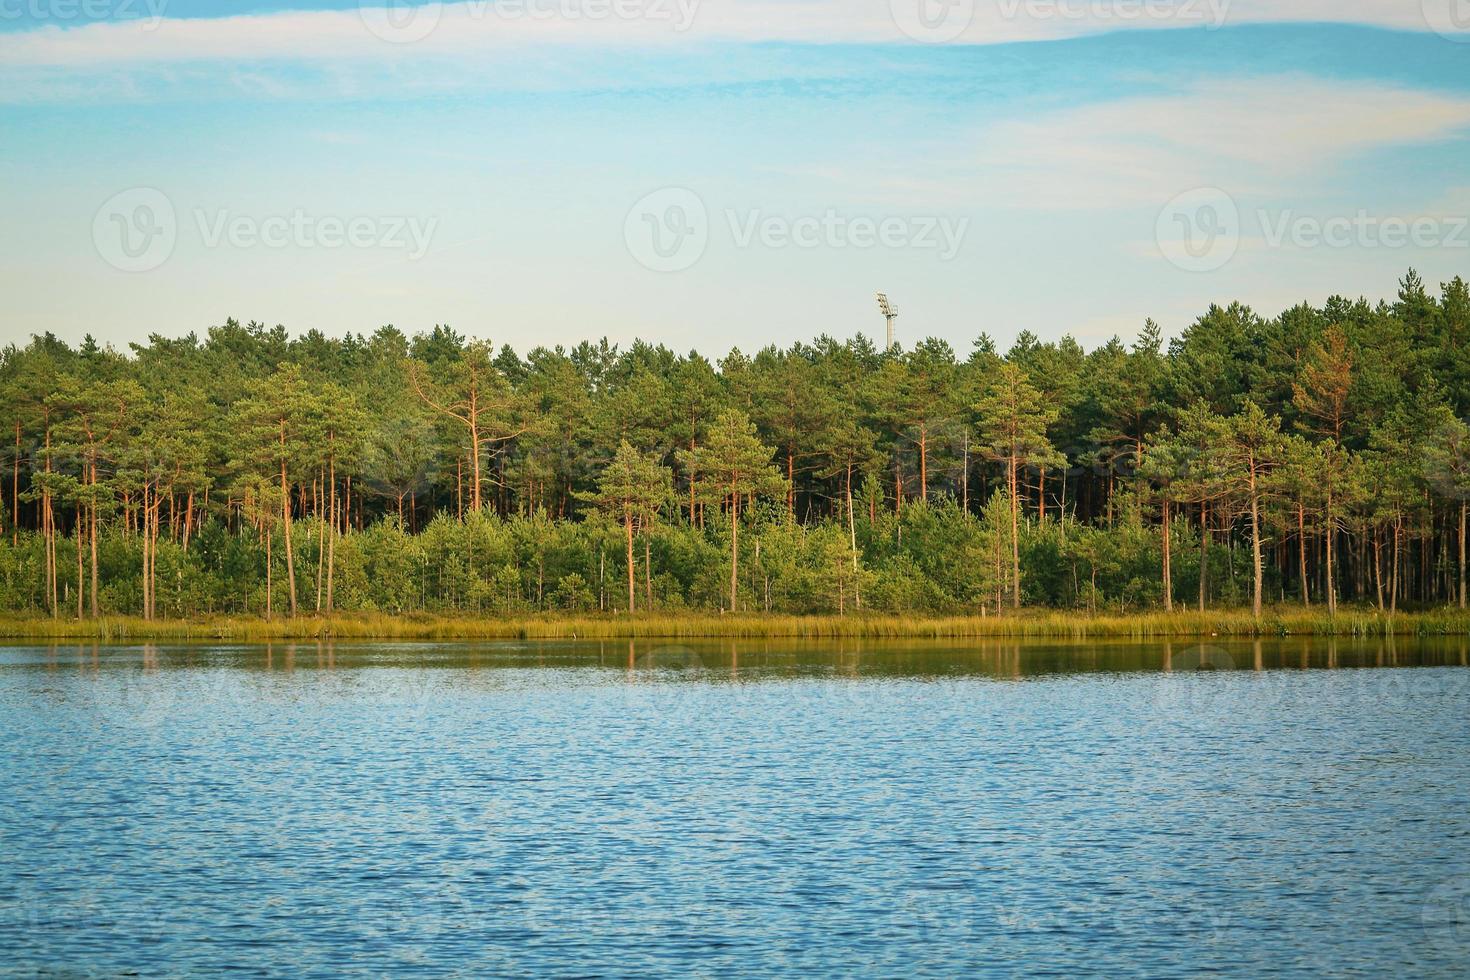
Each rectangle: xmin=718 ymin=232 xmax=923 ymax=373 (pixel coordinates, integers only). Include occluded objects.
xmin=3 ymin=272 xmax=1470 ymax=621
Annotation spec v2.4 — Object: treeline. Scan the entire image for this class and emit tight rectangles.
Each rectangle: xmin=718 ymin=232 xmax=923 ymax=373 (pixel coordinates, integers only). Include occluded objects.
xmin=2 ymin=269 xmax=1468 ymax=620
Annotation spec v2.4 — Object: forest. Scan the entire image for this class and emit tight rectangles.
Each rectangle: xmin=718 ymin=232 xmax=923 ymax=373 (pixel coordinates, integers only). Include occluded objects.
xmin=2 ymin=269 xmax=1468 ymax=623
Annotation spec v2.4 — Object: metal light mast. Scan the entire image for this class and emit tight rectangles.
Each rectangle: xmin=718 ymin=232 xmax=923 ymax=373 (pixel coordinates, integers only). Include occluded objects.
xmin=876 ymin=292 xmax=897 ymax=350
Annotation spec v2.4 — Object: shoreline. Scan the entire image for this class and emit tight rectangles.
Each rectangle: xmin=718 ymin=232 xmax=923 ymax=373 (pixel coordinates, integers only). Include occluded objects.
xmin=1 ymin=608 xmax=1468 ymax=642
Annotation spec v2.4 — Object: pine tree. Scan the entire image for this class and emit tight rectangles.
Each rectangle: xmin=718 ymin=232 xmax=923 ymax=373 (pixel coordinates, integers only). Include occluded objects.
xmin=1292 ymin=324 xmax=1353 ymax=444
xmin=409 ymin=340 xmax=524 ymax=512
xmin=1217 ymin=402 xmax=1287 ymax=618
xmin=973 ymin=362 xmax=1063 ymax=607
xmin=581 ymin=440 xmax=671 ymax=613
xmin=679 ymin=409 xmax=783 ymax=611
xmin=230 ymin=366 xmax=318 ymax=617
xmin=1421 ymin=408 xmax=1470 ymax=609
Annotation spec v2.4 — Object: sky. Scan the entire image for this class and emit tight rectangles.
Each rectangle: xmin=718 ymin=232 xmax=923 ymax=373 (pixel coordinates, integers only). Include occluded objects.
xmin=2 ymin=0 xmax=1469 ymax=356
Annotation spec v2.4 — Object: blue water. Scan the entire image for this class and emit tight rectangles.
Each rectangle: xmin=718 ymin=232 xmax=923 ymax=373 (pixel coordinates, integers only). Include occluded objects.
xmin=2 ymin=638 xmax=1469 ymax=977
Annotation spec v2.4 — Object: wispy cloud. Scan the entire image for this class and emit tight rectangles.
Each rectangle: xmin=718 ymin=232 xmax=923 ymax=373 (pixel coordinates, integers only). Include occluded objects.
xmin=1 ymin=0 xmax=1465 ymax=72
xmin=972 ymin=76 xmax=1470 ymax=210
xmin=774 ymin=76 xmax=1470 ymax=215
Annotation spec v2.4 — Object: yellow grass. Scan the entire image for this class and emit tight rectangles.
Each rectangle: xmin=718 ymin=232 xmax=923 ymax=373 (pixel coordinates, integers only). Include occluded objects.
xmin=0 ymin=607 xmax=1466 ymax=641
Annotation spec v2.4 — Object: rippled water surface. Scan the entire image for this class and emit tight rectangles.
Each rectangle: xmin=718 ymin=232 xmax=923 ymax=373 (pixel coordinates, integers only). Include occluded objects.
xmin=3 ymin=636 xmax=1470 ymax=977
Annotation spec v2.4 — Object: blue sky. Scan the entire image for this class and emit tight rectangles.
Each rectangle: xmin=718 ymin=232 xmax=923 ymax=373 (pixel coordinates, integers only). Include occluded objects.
xmin=3 ymin=2 xmax=1469 ymax=355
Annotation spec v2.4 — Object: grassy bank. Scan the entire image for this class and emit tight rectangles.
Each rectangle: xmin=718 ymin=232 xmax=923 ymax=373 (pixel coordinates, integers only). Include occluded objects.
xmin=1 ymin=607 xmax=1468 ymax=642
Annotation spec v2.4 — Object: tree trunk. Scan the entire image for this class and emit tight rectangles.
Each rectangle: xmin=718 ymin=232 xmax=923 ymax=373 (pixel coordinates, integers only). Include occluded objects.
xmin=1248 ymin=460 xmax=1263 ymax=618
xmin=1460 ymin=500 xmax=1467 ymax=610
xmin=729 ymin=485 xmax=740 ymax=612
xmin=182 ymin=490 xmax=194 ymax=551
xmin=469 ymin=410 xmax=483 ymax=511
xmin=141 ymin=485 xmax=151 ymax=620
xmin=689 ymin=434 xmax=698 ymax=525
xmin=1298 ymin=504 xmax=1310 ymax=607
xmin=1391 ymin=519 xmax=1401 ymax=614
xmin=787 ymin=450 xmax=795 ymax=518
xmin=919 ymin=425 xmax=928 ymax=502
xmin=76 ymin=510 xmax=84 ymax=619
xmin=280 ymin=439 xmax=297 ymax=616
xmin=645 ymin=535 xmax=653 ymax=611
xmin=1161 ymin=497 xmax=1172 ymax=612
xmin=961 ymin=430 xmax=970 ymax=514
xmin=88 ymin=460 xmax=99 ymax=619
xmin=10 ymin=420 xmax=18 ymax=549
xmin=847 ymin=462 xmax=860 ymax=610
xmin=1008 ymin=454 xmax=1021 ymax=608
xmin=1328 ymin=514 xmax=1340 ymax=614
xmin=44 ymin=489 xmax=56 ymax=618
xmin=1372 ymin=528 xmax=1384 ymax=611
xmin=265 ymin=527 xmax=273 ymax=620
xmin=1198 ymin=499 xmax=1209 ymax=612
xmin=625 ymin=508 xmax=635 ymax=613
xmin=315 ymin=476 xmax=326 ymax=613
xmin=326 ymin=471 xmax=337 ymax=614
xmin=149 ymin=491 xmax=160 ymax=619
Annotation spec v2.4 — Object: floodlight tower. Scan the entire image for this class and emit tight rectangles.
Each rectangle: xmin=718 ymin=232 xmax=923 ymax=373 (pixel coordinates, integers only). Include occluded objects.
xmin=876 ymin=292 xmax=897 ymax=350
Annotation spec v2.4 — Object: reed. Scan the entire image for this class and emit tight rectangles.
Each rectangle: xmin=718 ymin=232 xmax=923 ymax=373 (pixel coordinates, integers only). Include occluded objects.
xmin=0 ymin=607 xmax=1466 ymax=641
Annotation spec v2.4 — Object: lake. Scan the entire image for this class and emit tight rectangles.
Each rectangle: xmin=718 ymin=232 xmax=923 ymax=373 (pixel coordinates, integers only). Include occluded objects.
xmin=2 ymin=637 xmax=1469 ymax=976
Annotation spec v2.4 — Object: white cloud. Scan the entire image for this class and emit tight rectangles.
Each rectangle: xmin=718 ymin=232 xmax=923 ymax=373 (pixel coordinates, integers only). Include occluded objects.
xmin=779 ymin=76 xmax=1470 ymax=215
xmin=972 ymin=77 xmax=1470 ymax=210
xmin=0 ymin=0 xmax=1464 ymax=71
